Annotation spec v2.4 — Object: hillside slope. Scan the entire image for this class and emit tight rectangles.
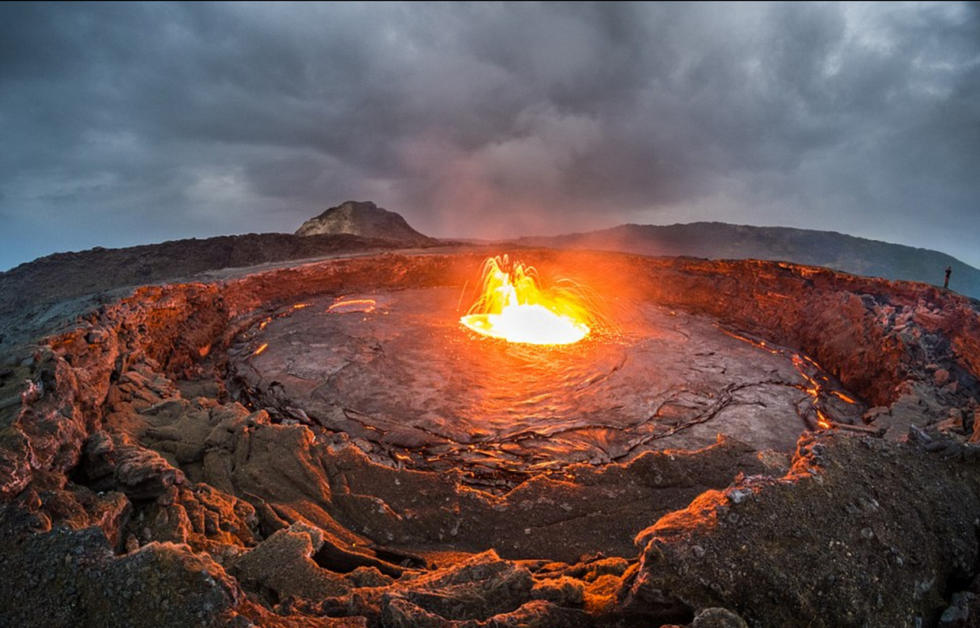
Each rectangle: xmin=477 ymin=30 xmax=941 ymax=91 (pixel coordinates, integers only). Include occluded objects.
xmin=516 ymin=222 xmax=980 ymax=299
xmin=295 ymin=200 xmax=433 ymax=245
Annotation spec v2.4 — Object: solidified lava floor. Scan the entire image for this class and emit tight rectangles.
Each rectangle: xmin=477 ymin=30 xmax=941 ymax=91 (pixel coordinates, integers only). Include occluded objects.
xmin=230 ymin=286 xmax=864 ymax=488
xmin=2 ymin=247 xmax=980 ymax=627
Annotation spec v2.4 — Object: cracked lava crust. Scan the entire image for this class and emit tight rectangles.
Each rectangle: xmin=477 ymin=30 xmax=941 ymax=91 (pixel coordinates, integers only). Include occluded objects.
xmin=229 ymin=283 xmax=863 ymax=492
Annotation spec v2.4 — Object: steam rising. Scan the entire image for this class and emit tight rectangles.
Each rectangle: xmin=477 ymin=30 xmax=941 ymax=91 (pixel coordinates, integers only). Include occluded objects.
xmin=1 ymin=2 xmax=978 ymax=269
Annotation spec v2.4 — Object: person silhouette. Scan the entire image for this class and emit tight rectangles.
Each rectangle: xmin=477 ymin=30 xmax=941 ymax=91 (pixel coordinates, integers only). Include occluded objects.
xmin=944 ymin=265 xmax=952 ymax=290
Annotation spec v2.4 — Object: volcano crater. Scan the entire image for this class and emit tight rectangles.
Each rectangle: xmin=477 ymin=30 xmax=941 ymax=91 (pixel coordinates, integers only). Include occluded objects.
xmin=228 ymin=283 xmax=863 ymax=490
xmin=4 ymin=248 xmax=980 ymax=626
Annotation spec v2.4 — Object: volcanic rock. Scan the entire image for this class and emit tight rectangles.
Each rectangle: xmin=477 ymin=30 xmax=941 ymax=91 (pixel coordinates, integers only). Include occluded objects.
xmin=0 ymin=247 xmax=979 ymax=626
xmin=692 ymin=608 xmax=750 ymax=628
xmin=939 ymin=575 xmax=980 ymax=627
xmin=0 ymin=231 xmax=417 ymax=357
xmin=394 ymin=550 xmax=534 ymax=620
xmin=230 ymin=522 xmax=351 ymax=601
xmin=295 ymin=200 xmax=433 ymax=245
xmin=620 ymin=432 xmax=980 ymax=626
xmin=0 ymin=512 xmax=244 ymax=627
xmin=112 ymin=443 xmax=185 ymax=500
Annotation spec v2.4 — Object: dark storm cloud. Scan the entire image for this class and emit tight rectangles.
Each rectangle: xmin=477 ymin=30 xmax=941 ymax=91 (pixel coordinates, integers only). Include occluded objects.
xmin=1 ymin=1 xmax=978 ymax=269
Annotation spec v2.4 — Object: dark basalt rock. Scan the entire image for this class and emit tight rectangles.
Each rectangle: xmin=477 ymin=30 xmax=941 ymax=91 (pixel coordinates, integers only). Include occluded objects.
xmin=619 ymin=432 xmax=980 ymax=627
xmin=112 ymin=443 xmax=185 ymax=500
xmin=0 ymin=510 xmax=244 ymax=628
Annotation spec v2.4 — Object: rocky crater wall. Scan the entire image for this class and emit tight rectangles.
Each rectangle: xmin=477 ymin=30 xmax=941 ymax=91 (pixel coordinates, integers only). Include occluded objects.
xmin=1 ymin=250 xmax=979 ymax=627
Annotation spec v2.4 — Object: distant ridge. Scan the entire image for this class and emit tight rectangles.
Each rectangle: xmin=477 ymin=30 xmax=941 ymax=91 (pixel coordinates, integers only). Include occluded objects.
xmin=515 ymin=222 xmax=980 ymax=299
xmin=295 ymin=200 xmax=433 ymax=245
xmin=0 ymin=232 xmax=409 ymax=321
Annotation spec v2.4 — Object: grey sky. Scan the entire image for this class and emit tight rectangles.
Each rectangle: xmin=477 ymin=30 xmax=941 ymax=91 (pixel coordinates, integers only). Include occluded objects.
xmin=1 ymin=2 xmax=978 ymax=270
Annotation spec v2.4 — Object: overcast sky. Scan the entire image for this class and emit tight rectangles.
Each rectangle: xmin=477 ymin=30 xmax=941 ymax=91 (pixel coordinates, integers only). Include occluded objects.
xmin=1 ymin=2 xmax=978 ymax=270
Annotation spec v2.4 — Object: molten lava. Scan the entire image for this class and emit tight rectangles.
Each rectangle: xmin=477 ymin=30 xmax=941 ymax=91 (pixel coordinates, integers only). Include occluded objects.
xmin=459 ymin=256 xmax=590 ymax=345
xmin=328 ymin=298 xmax=377 ymax=314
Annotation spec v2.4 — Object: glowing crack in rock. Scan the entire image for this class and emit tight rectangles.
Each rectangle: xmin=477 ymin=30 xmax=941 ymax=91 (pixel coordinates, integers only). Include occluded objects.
xmin=460 ymin=255 xmax=590 ymax=345
xmin=327 ymin=298 xmax=377 ymax=314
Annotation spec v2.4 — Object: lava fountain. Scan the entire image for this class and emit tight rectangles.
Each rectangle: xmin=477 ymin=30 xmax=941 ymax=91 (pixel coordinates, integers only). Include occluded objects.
xmin=459 ymin=255 xmax=591 ymax=345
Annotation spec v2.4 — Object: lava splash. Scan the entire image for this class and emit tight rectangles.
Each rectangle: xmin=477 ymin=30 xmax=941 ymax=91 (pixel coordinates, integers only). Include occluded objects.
xmin=459 ymin=255 xmax=590 ymax=345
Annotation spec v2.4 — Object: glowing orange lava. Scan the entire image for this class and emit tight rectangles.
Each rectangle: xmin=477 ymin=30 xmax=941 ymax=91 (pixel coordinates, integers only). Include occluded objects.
xmin=328 ymin=298 xmax=377 ymax=314
xmin=459 ymin=256 xmax=590 ymax=346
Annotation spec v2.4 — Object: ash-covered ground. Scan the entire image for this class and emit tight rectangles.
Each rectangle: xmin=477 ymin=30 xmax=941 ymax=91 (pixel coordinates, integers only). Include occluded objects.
xmin=1 ymin=245 xmax=980 ymax=627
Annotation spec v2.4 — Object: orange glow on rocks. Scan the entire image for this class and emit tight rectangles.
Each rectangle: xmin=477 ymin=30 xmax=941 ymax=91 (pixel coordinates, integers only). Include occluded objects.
xmin=459 ymin=255 xmax=590 ymax=346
